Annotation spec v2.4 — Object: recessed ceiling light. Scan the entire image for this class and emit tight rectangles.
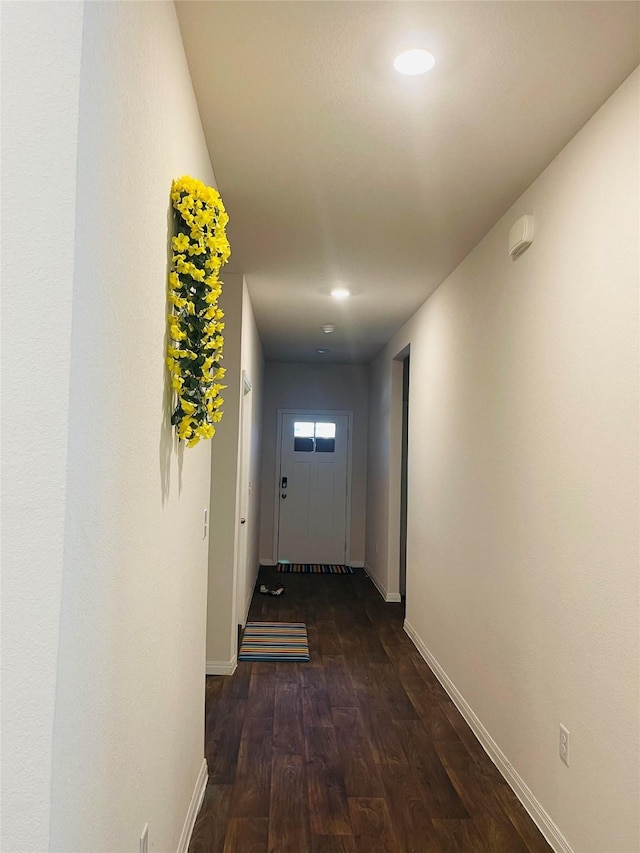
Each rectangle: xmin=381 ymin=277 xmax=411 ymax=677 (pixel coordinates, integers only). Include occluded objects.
xmin=315 ymin=348 xmax=330 ymax=354
xmin=331 ymin=288 xmax=350 ymax=301
xmin=322 ymin=324 xmax=335 ymax=334
xmin=393 ymin=49 xmax=435 ymax=76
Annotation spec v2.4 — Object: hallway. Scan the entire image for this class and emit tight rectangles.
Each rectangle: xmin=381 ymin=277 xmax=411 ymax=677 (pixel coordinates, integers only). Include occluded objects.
xmin=189 ymin=569 xmax=552 ymax=852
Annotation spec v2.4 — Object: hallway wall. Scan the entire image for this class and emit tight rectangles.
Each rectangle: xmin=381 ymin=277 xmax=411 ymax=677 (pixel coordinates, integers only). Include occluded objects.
xmin=4 ymin=3 xmax=220 ymax=851
xmin=259 ymin=362 xmax=369 ymax=565
xmin=1 ymin=5 xmax=84 ymax=850
xmin=207 ymin=276 xmax=264 ymax=672
xmin=366 ymin=69 xmax=639 ymax=853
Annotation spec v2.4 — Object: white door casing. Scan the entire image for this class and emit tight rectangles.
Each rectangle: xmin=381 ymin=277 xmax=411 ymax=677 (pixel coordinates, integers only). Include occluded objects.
xmin=276 ymin=411 xmax=351 ymax=565
xmin=235 ymin=371 xmax=253 ymax=626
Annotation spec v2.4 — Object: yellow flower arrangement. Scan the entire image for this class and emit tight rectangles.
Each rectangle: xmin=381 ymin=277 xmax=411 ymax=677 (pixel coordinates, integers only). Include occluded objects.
xmin=166 ymin=176 xmax=230 ymax=447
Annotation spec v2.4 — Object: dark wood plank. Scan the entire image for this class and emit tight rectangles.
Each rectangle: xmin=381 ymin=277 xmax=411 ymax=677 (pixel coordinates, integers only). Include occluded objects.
xmin=269 ymin=751 xmax=311 ymax=853
xmin=324 ymin=654 xmax=358 ymax=707
xmin=493 ymin=785 xmax=554 ymax=853
xmin=245 ymin=670 xmax=275 ymax=719
xmin=428 ymin=818 xmax=488 ymax=853
xmin=222 ymin=817 xmax=269 ymax=853
xmin=348 ymin=797 xmax=401 ymax=852
xmin=301 ymin=664 xmax=334 ymax=727
xmin=332 ymin=707 xmax=384 ymax=797
xmin=379 ymin=763 xmax=438 ymax=851
xmin=228 ymin=715 xmax=273 ymax=819
xmin=435 ymin=741 xmax=530 ymax=852
xmin=188 ymin=782 xmax=232 ymax=853
xmin=393 ymin=720 xmax=469 ymax=818
xmin=206 ymin=698 xmax=246 ymax=784
xmin=305 ymin=725 xmax=353 ymax=836
xmin=273 ymin=681 xmax=304 ymax=755
xmin=311 ymin=835 xmax=357 ymax=853
xmin=356 ymin=700 xmax=408 ymax=767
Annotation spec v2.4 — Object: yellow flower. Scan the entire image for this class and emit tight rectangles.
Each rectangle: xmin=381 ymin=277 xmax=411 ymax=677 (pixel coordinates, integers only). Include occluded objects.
xmin=180 ymin=399 xmax=196 ymax=415
xmin=187 ymin=435 xmax=200 ymax=447
xmin=212 ymin=411 xmax=223 ymax=423
xmin=172 ymin=233 xmax=190 ymax=252
xmin=171 ymin=374 xmax=184 ymax=392
xmin=168 ymin=293 xmax=187 ymax=309
xmin=177 ymin=415 xmax=196 ymax=440
xmin=196 ymin=423 xmax=215 ymax=440
xmin=169 ymin=324 xmax=186 ymax=342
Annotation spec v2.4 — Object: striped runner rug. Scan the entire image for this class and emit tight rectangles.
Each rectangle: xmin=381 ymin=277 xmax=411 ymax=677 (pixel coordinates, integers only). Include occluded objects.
xmin=277 ymin=563 xmax=354 ymax=574
xmin=238 ymin=622 xmax=310 ymax=662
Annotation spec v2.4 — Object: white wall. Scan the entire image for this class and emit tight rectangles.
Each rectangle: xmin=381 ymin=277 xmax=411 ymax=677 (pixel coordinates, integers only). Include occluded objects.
xmin=366 ymin=69 xmax=639 ymax=853
xmin=3 ymin=2 xmax=219 ymax=850
xmin=207 ymin=276 xmax=264 ymax=672
xmin=1 ymin=5 xmax=84 ymax=850
xmin=259 ymin=363 xmax=369 ymax=565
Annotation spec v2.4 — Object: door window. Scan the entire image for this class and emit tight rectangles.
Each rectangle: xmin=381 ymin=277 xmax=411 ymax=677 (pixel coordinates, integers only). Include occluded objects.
xmin=293 ymin=421 xmax=336 ymax=453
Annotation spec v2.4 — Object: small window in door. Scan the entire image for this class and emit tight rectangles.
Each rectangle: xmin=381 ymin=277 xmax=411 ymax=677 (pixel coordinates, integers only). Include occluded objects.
xmin=314 ymin=422 xmax=335 ymax=452
xmin=293 ymin=421 xmax=315 ymax=451
xmin=293 ymin=421 xmax=336 ymax=453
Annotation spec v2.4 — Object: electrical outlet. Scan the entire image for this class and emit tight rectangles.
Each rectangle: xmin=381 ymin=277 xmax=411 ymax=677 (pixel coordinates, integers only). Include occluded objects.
xmin=559 ymin=724 xmax=570 ymax=766
xmin=140 ymin=823 xmax=149 ymax=853
xmin=203 ymin=508 xmax=208 ymax=540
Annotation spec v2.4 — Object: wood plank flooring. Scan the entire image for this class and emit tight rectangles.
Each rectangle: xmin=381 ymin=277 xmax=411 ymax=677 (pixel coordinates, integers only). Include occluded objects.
xmin=189 ymin=568 xmax=551 ymax=853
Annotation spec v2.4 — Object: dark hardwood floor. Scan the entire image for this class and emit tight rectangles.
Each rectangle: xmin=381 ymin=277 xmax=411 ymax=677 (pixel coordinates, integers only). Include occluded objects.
xmin=189 ymin=568 xmax=552 ymax=853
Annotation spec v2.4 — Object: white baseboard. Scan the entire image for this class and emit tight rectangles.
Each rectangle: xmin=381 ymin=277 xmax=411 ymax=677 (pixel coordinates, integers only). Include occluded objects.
xmin=206 ymin=656 xmax=237 ymax=676
xmin=176 ymin=758 xmax=208 ymax=853
xmin=259 ymin=558 xmax=277 ymax=566
xmin=365 ymin=567 xmax=402 ymax=603
xmin=348 ymin=560 xmax=365 ymax=568
xmin=403 ymin=619 xmax=573 ymax=853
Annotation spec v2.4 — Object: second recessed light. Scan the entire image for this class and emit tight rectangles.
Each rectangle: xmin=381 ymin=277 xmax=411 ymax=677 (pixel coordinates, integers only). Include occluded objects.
xmin=394 ymin=49 xmax=435 ymax=76
xmin=331 ymin=288 xmax=350 ymax=301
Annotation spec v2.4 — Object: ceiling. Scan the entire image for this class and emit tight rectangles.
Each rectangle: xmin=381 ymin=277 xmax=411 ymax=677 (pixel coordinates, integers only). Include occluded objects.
xmin=176 ymin=1 xmax=639 ymax=364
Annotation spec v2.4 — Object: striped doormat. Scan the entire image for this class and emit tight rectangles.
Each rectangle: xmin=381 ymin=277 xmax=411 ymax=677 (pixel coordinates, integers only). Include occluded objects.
xmin=238 ymin=622 xmax=310 ymax=662
xmin=277 ymin=563 xmax=354 ymax=574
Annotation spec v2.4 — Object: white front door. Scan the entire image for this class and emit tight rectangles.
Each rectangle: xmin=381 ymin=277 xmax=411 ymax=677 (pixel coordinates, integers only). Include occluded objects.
xmin=277 ymin=412 xmax=349 ymax=565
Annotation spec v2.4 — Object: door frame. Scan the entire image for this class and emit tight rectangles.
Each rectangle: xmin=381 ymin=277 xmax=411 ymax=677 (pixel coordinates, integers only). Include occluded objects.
xmin=272 ymin=408 xmax=354 ymax=566
xmin=234 ymin=369 xmax=253 ymax=631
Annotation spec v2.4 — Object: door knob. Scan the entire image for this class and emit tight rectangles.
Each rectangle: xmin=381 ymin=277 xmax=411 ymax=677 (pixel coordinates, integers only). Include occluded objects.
xmin=240 ymin=517 xmax=246 ymax=524
xmin=281 ymin=493 xmax=287 ymax=499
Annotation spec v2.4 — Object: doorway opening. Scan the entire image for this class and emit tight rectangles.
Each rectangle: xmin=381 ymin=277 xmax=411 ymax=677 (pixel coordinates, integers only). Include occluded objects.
xmin=399 ymin=353 xmax=410 ymax=604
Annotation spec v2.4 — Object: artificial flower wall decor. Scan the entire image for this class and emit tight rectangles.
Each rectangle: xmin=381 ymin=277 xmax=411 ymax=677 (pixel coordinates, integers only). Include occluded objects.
xmin=166 ymin=175 xmax=231 ymax=447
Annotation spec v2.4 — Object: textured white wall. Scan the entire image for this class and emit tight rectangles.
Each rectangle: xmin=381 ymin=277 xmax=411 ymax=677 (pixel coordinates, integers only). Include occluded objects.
xmin=259 ymin=363 xmax=369 ymax=564
xmin=2 ymin=2 xmax=217 ymax=851
xmin=367 ymin=69 xmax=639 ymax=853
xmin=1 ymin=5 xmax=84 ymax=850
